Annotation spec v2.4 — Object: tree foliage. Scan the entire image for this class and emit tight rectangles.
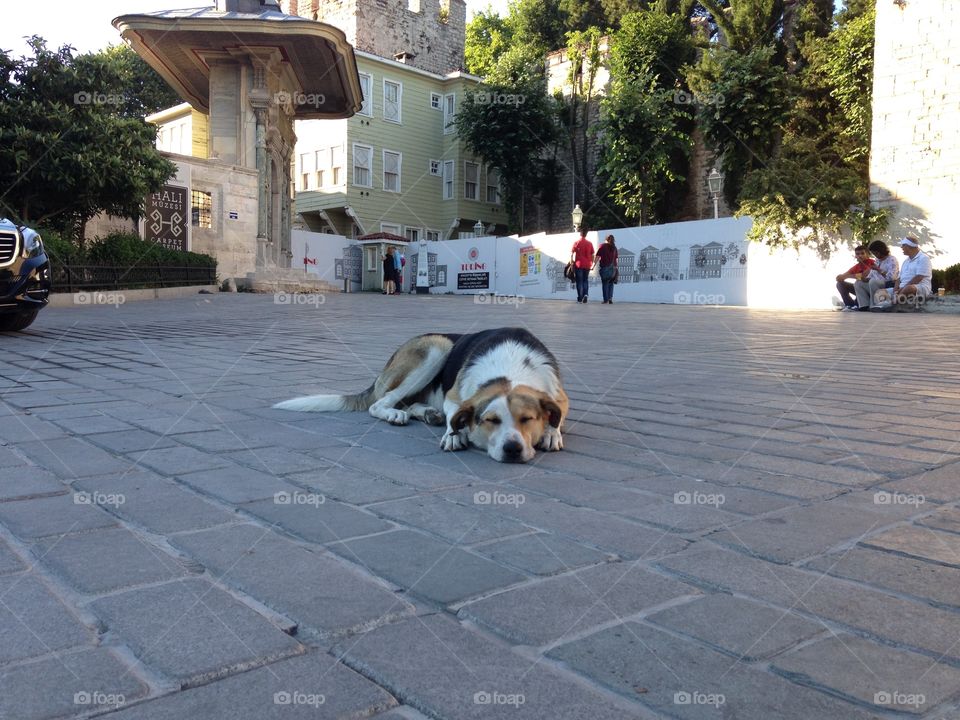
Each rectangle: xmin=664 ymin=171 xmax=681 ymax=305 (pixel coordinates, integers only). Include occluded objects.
xmin=464 ymin=10 xmax=512 ymax=78
xmin=0 ymin=38 xmax=176 ymax=244
xmin=454 ymin=76 xmax=559 ymax=231
xmin=596 ymin=9 xmax=695 ymax=224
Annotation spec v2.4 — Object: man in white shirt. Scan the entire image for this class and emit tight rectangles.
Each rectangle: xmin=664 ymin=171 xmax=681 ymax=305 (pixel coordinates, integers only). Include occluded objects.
xmin=891 ymin=237 xmax=932 ymax=305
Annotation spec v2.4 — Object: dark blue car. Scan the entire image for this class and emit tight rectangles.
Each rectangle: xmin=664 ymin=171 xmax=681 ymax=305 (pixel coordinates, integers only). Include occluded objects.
xmin=0 ymin=218 xmax=51 ymax=331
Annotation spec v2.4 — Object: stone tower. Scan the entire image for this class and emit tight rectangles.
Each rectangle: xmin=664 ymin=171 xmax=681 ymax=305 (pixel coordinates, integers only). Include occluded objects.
xmin=870 ymin=0 xmax=960 ymax=266
xmin=281 ymin=0 xmax=467 ymax=75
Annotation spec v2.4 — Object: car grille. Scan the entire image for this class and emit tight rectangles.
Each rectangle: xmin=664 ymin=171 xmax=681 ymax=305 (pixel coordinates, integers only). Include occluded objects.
xmin=0 ymin=230 xmax=18 ymax=267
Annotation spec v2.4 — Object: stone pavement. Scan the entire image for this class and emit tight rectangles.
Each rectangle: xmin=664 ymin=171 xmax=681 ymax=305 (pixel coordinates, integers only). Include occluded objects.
xmin=1 ymin=292 xmax=959 ymax=719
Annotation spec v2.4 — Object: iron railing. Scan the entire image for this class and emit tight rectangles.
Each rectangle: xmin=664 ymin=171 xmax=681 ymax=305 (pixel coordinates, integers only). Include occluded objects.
xmin=51 ymin=264 xmax=216 ymax=293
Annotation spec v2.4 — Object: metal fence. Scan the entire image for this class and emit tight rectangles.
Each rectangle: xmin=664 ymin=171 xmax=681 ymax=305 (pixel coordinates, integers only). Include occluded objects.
xmin=51 ymin=264 xmax=217 ymax=293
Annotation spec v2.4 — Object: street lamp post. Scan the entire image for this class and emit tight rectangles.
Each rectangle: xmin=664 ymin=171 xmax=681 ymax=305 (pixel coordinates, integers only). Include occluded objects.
xmin=707 ymin=168 xmax=723 ymax=220
xmin=571 ymin=204 xmax=584 ymax=231
xmin=474 ymin=219 xmax=484 ymax=237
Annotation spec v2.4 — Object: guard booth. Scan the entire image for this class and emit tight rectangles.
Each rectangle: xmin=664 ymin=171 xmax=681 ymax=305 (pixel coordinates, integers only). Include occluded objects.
xmin=357 ymin=233 xmax=410 ymax=292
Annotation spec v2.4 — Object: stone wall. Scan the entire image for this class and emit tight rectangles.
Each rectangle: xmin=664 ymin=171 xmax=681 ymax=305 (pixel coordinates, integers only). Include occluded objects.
xmin=291 ymin=0 xmax=466 ymax=75
xmin=870 ymin=0 xmax=960 ymax=267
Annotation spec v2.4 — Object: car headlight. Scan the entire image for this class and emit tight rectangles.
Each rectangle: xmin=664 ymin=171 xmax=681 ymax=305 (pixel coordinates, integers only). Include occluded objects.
xmin=21 ymin=227 xmax=44 ymax=258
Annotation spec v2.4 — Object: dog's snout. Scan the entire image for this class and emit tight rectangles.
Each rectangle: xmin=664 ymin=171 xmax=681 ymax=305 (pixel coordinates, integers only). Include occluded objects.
xmin=502 ymin=439 xmax=524 ymax=460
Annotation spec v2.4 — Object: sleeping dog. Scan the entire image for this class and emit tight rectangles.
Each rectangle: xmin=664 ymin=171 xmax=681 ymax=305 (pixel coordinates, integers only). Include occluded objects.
xmin=274 ymin=327 xmax=568 ymax=463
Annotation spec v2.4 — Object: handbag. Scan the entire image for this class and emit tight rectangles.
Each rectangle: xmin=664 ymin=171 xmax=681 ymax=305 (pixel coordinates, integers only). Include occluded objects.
xmin=564 ymin=262 xmax=576 ymax=282
xmin=613 ymin=267 xmax=619 ymax=284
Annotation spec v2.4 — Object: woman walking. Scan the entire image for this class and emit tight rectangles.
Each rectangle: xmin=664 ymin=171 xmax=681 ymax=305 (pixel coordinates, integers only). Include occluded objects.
xmin=382 ymin=247 xmax=397 ymax=295
xmin=594 ymin=234 xmax=618 ymax=304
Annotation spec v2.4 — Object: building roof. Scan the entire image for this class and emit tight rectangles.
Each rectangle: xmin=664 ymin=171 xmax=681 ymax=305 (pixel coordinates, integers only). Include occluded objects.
xmin=113 ymin=3 xmax=362 ymax=119
xmin=357 ymin=232 xmax=408 ymax=243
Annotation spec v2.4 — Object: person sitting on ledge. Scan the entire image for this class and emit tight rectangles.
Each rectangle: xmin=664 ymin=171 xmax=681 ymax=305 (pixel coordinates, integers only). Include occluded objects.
xmin=889 ymin=236 xmax=932 ymax=307
xmin=835 ymin=244 xmax=875 ymax=311
xmin=857 ymin=240 xmax=899 ymax=311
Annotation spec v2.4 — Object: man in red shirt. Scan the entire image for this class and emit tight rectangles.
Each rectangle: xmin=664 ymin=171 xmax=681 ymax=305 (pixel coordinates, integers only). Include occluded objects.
xmin=835 ymin=245 xmax=875 ymax=311
xmin=571 ymin=229 xmax=595 ymax=303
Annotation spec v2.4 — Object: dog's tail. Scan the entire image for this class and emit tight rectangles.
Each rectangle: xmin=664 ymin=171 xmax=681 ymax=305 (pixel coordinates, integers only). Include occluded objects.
xmin=273 ymin=383 xmax=376 ymax=413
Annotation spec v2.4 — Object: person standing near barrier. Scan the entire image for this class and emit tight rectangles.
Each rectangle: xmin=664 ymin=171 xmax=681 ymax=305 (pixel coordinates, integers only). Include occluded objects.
xmin=382 ymin=246 xmax=397 ymax=295
xmin=593 ymin=235 xmax=618 ymax=304
xmin=571 ymin=228 xmax=595 ymax=303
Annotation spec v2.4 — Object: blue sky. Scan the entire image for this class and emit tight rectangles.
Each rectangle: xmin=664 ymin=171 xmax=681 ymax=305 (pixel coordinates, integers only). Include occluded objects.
xmin=1 ymin=0 xmax=512 ymax=59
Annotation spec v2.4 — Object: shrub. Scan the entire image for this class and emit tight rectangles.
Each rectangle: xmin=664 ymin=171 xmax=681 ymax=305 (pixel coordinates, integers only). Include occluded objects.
xmin=932 ymin=264 xmax=960 ymax=294
xmin=86 ymin=232 xmax=215 ymax=267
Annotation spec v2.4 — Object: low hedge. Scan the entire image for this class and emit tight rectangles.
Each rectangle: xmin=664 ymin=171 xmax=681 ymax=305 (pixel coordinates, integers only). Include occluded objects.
xmin=40 ymin=230 xmax=216 ymax=269
xmin=932 ymin=264 xmax=960 ymax=294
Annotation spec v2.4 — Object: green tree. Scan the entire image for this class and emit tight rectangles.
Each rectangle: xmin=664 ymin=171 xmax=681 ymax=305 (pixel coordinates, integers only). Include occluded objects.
xmin=596 ymin=9 xmax=696 ymax=224
xmin=0 ymin=38 xmax=176 ymax=243
xmin=504 ymin=0 xmax=567 ymax=54
xmin=454 ymin=76 xmax=559 ymax=232
xmin=81 ymin=44 xmax=182 ymax=119
xmin=464 ymin=9 xmax=512 ymax=78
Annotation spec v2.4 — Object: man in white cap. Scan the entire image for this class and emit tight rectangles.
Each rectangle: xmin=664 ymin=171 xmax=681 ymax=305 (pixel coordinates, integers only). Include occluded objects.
xmin=889 ymin=236 xmax=932 ymax=306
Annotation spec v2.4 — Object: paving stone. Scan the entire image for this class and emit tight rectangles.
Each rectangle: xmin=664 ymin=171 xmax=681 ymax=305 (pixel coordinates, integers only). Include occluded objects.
xmin=861 ymin=525 xmax=960 ymax=568
xmin=170 ymin=524 xmax=413 ymax=638
xmin=131 ymin=415 xmax=218 ymax=436
xmin=733 ymin=453 xmax=881 ymax=487
xmin=0 ymin=647 xmax=149 ymax=720
xmin=104 ymin=651 xmax=396 ymax=720
xmin=707 ymin=501 xmax=900 ymax=564
xmin=880 ymin=461 xmax=960 ymax=503
xmin=474 ymin=533 xmax=613 ymax=576
xmin=225 ymin=446 xmax=332 ymax=476
xmin=133 ymin=444 xmax=233 ymax=476
xmin=0 ymin=466 xmax=67 ymax=502
xmin=657 ymin=545 xmax=960 ymax=662
xmin=227 ymin=419 xmax=356 ymax=449
xmin=84 ymin=429 xmax=178 ymax=454
xmin=333 ymin=530 xmax=525 ymax=605
xmin=0 ymin=537 xmax=25 ymax=575
xmin=0 ymin=492 xmax=117 ymax=540
xmin=13 ymin=437 xmax=134 ymax=479
xmin=0 ymin=413 xmax=68 ymax=443
xmin=72 ymin=472 xmax=236 ymax=534
xmin=647 ymin=594 xmax=823 ymax=661
xmin=172 ymin=430 xmax=271 ymax=453
xmin=324 ymin=446 xmax=481 ymax=488
xmin=289 ymin=466 xmax=420 ymax=504
xmin=90 ymin=577 xmax=303 ymax=685
xmin=616 ymin=474 xmax=797 ymax=516
xmin=804 ymin=547 xmax=960 ymax=609
xmin=458 ymin=562 xmax=700 ymax=646
xmin=51 ymin=413 xmax=137 ymax=435
xmin=0 ymin=574 xmax=95 ymax=663
xmin=335 ymin=613 xmax=645 ymax=720
xmin=919 ymin=507 xmax=960 ymax=535
xmin=369 ymin=495 xmax=530 ymax=544
xmin=548 ymin=621 xmax=877 ymax=720
xmin=773 ymin=635 xmax=960 ymax=715
xmin=241 ymin=496 xmax=393 ymax=544
xmin=694 ymin=465 xmax=845 ymax=499
xmin=444 ymin=491 xmax=689 ymax=560
xmin=34 ymin=528 xmax=189 ymax=594
xmin=0 ymin=445 xmax=29 ymax=468
xmin=175 ymin=465 xmax=301 ymax=504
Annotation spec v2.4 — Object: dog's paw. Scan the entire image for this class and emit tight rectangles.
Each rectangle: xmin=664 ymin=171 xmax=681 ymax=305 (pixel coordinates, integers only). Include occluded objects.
xmin=423 ymin=408 xmax=445 ymax=426
xmin=538 ymin=427 xmax=563 ymax=451
xmin=440 ymin=430 xmax=468 ymax=451
xmin=383 ymin=408 xmax=409 ymax=425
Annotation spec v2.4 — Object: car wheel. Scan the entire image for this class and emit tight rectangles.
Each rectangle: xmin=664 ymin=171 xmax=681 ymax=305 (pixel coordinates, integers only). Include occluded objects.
xmin=0 ymin=309 xmax=40 ymax=332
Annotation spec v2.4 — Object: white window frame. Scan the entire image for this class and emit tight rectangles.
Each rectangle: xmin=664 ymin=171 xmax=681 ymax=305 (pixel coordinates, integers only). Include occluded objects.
xmin=442 ymin=160 xmax=454 ymax=200
xmin=358 ymin=73 xmax=373 ymax=116
xmin=486 ymin=166 xmax=502 ymax=204
xmin=405 ymin=227 xmax=421 ymax=242
xmin=380 ymin=222 xmax=402 ymax=235
xmin=352 ymin=143 xmax=373 ymax=188
xmin=430 ymin=92 xmax=442 ymax=109
xmin=382 ymin=149 xmax=402 ymax=193
xmin=331 ymin=145 xmax=344 ymax=186
xmin=443 ymin=93 xmax=455 ymax=134
xmin=429 ymin=159 xmax=441 ymax=176
xmin=383 ymin=79 xmax=402 ymax=124
xmin=464 ymin=161 xmax=479 ymax=201
xmin=426 ymin=230 xmax=440 ymax=242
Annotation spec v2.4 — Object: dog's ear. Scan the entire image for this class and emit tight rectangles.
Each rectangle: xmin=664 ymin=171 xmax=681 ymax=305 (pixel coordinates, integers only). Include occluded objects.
xmin=450 ymin=405 xmax=475 ymax=432
xmin=540 ymin=398 xmax=563 ymax=428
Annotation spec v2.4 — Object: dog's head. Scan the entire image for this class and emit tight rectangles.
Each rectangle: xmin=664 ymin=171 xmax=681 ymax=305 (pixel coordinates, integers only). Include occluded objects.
xmin=449 ymin=382 xmax=563 ymax=463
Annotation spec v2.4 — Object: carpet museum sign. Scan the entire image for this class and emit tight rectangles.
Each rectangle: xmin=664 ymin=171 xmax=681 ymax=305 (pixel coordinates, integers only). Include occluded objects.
xmin=144 ymin=185 xmax=189 ymax=252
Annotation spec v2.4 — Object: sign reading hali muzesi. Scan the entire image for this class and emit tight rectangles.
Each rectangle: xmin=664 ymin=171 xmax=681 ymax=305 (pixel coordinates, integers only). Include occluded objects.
xmin=145 ymin=185 xmax=188 ymax=252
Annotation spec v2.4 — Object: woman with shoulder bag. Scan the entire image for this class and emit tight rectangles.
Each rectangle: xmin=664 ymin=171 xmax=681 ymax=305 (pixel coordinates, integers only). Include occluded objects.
xmin=593 ymin=234 xmax=619 ymax=304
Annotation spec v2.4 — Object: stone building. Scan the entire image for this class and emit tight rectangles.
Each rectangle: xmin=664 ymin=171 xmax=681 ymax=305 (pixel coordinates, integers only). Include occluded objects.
xmin=870 ymin=0 xmax=960 ymax=267
xmin=114 ymin=0 xmax=362 ymax=286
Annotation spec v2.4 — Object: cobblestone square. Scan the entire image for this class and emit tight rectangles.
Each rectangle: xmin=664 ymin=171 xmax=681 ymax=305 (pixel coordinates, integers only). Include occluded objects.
xmin=1 ymin=293 xmax=958 ymax=719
